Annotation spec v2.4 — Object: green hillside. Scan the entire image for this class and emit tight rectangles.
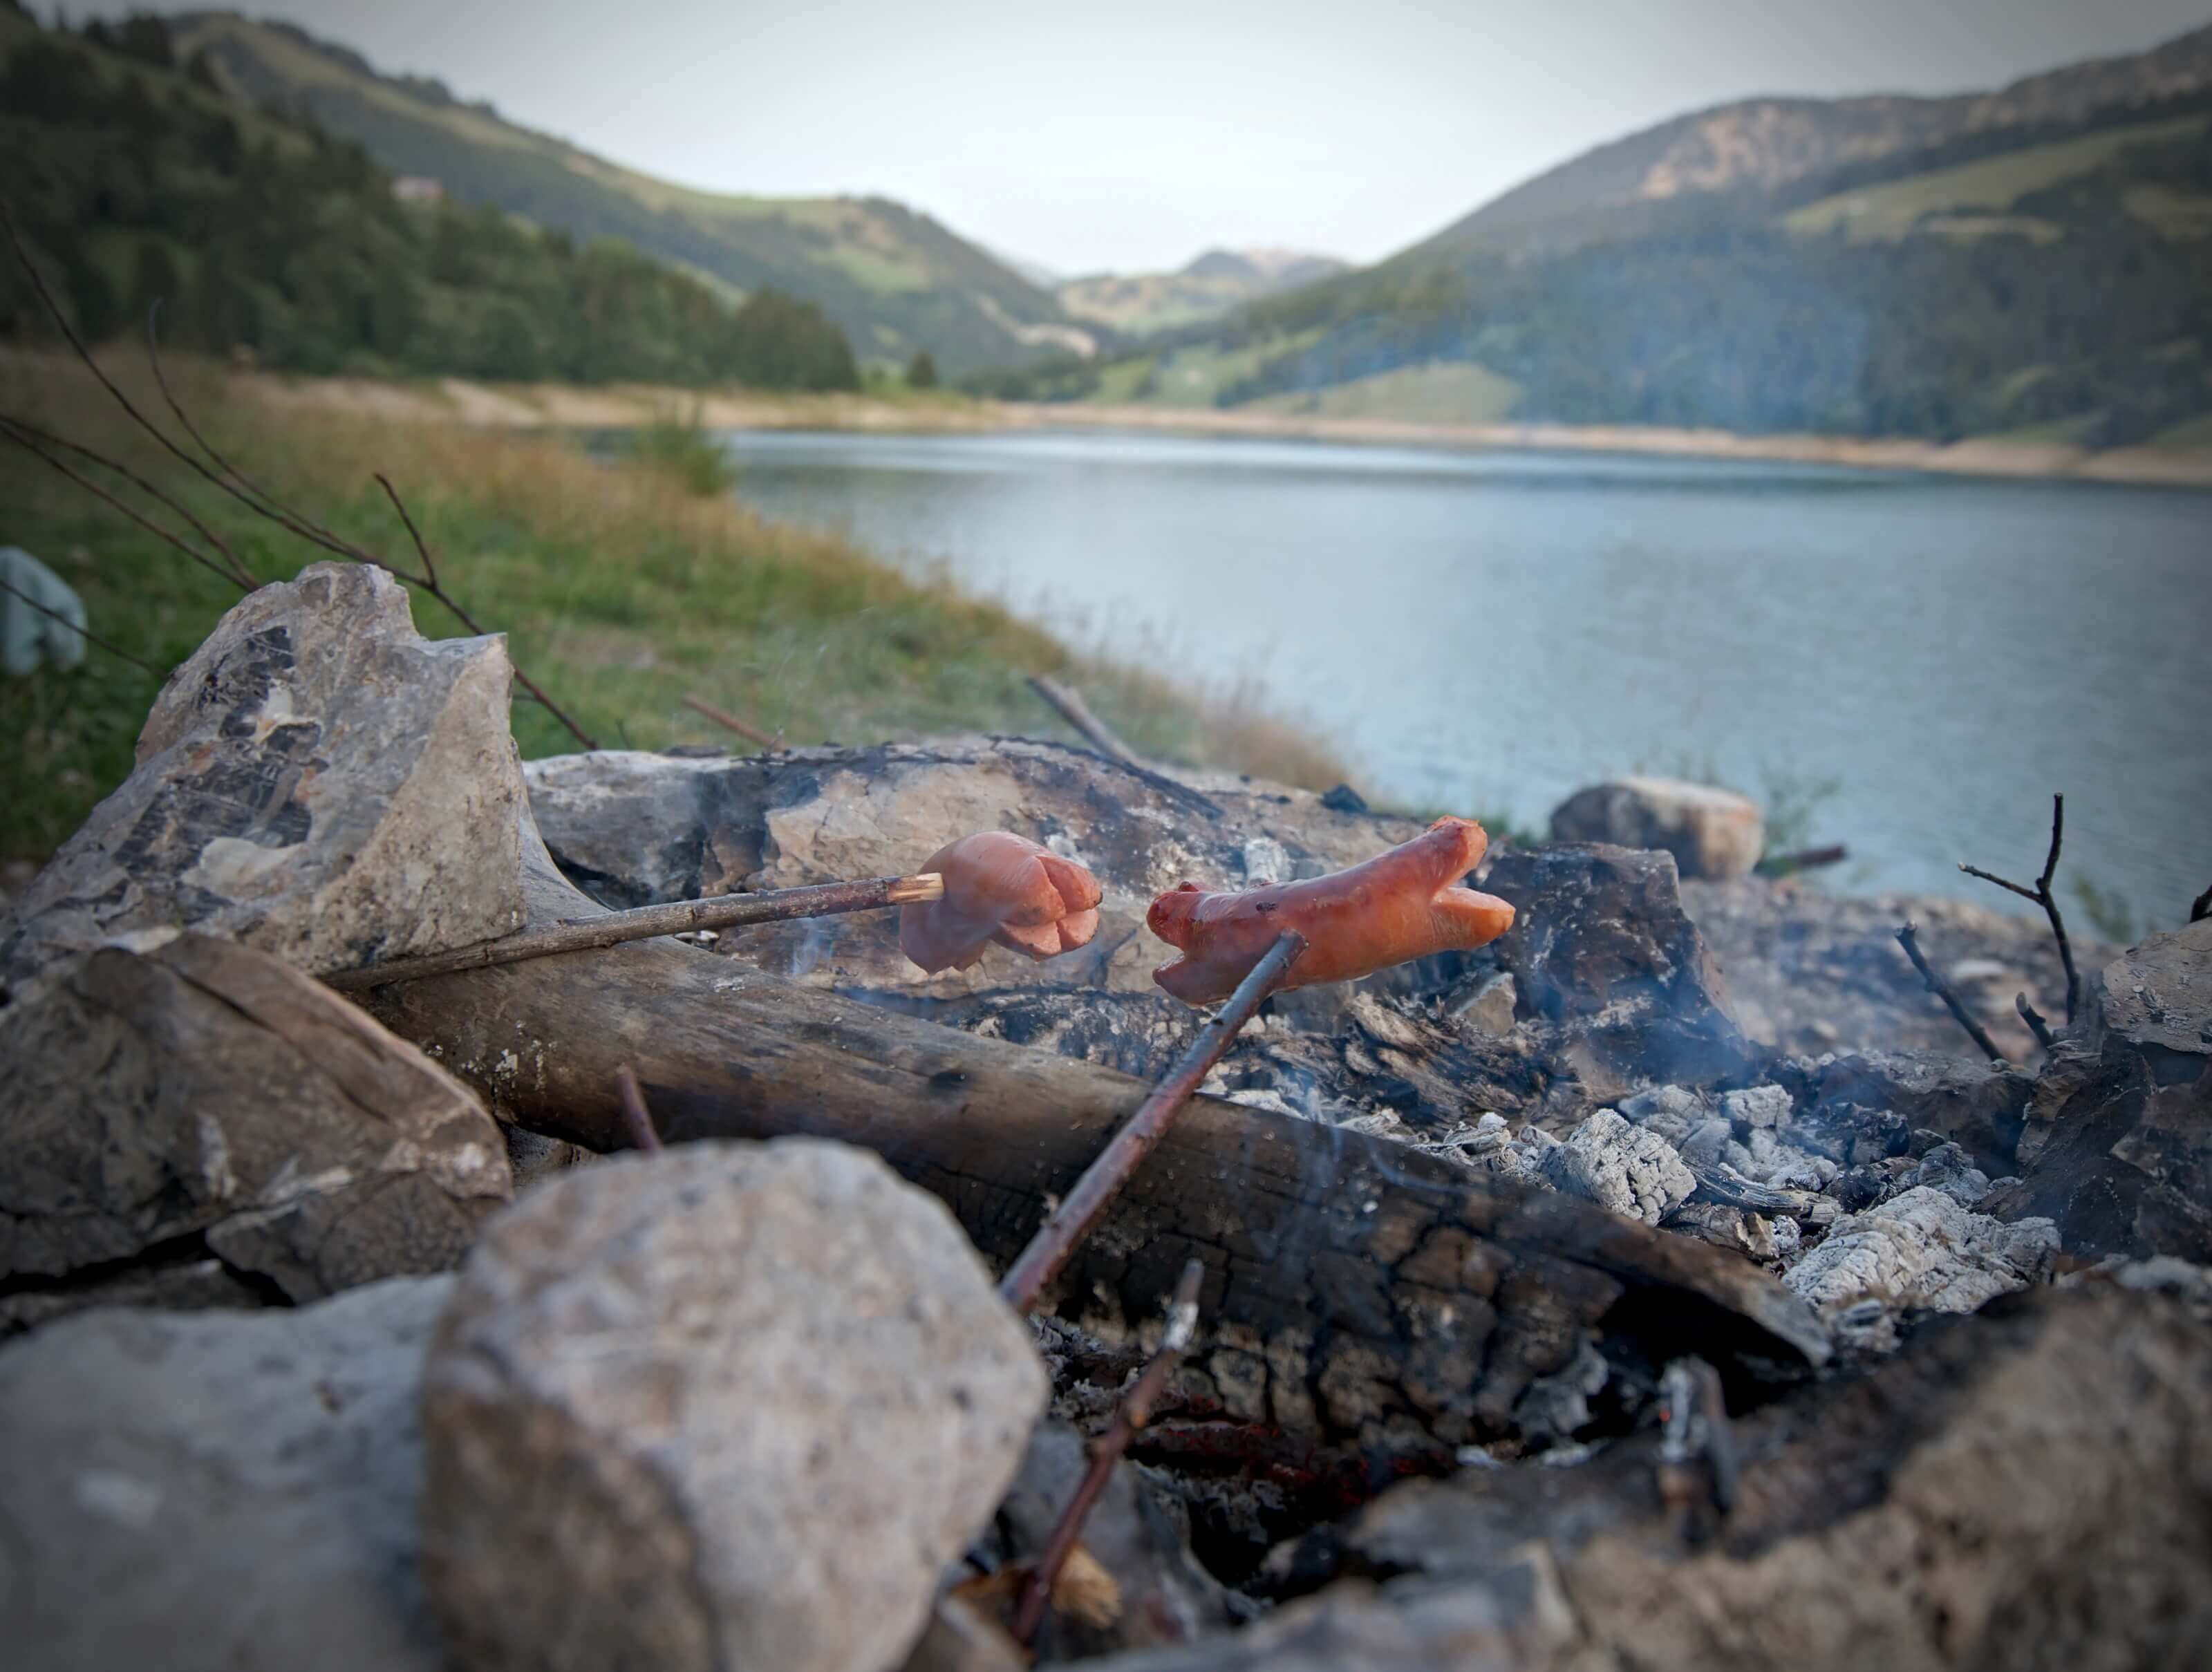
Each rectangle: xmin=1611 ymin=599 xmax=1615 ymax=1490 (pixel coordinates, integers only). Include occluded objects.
xmin=980 ymin=25 xmax=2212 ymax=449
xmin=169 ymin=12 xmax=1098 ymax=377
xmin=0 ymin=8 xmax=861 ymax=389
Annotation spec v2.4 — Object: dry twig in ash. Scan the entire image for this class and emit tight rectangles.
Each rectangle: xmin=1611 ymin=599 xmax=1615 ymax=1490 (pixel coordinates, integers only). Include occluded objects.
xmin=0 ymin=198 xmax=599 ymax=749
xmin=1960 ymin=793 xmax=2079 ymax=1024
xmin=614 ymin=1067 xmax=662 ymax=1154
xmin=1015 ymin=1257 xmax=1206 ymax=1646
xmin=997 ymin=930 xmax=1304 ymax=1313
xmin=1896 ymin=919 xmax=2004 ymax=1062
xmin=2015 ymin=992 xmax=2056 ymax=1053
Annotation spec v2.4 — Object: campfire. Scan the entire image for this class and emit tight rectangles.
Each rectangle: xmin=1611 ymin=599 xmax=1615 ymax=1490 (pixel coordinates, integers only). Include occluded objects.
xmin=1 ymin=297 xmax=2208 ymax=1672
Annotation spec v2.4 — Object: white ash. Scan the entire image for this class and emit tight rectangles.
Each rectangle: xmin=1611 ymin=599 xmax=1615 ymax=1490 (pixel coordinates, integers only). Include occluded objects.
xmin=1741 ymin=1127 xmax=1837 ymax=1190
xmin=1912 ymin=1142 xmax=1992 ymax=1205
xmin=1770 ymin=1216 xmax=1804 ymax=1259
xmin=1540 ymin=1110 xmax=1696 ymax=1226
xmin=1513 ymin=1339 xmax=1610 ymax=1442
xmin=1239 ymin=837 xmax=1292 ymax=883
xmin=1721 ymin=1084 xmax=1793 ymax=1130
xmin=1662 ymin=1202 xmax=1779 ymax=1261
xmin=1782 ymin=1185 xmax=2060 ymax=1321
xmin=1618 ymin=1084 xmax=1708 ymax=1147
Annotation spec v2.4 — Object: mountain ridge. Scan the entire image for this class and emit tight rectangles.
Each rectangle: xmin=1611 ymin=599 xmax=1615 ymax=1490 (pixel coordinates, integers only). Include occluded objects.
xmin=167 ymin=10 xmax=1097 ymax=375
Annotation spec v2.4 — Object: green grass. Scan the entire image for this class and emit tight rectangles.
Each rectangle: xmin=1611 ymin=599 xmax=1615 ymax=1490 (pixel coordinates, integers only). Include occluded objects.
xmin=2123 ymin=184 xmax=2212 ymax=239
xmin=1247 ymin=360 xmax=1524 ymax=424
xmin=1783 ymin=115 xmax=2209 ymax=243
xmin=0 ymin=353 xmax=1344 ymax=865
xmin=2148 ymin=412 xmax=2212 ymax=449
xmin=622 ymin=408 xmax=740 ymax=496
xmin=1104 ymin=335 xmax=1322 ymax=410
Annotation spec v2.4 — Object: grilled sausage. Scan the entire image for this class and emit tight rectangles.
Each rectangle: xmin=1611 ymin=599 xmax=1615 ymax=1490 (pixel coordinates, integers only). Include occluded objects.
xmin=1146 ymin=816 xmax=1513 ymax=1004
xmin=900 ymin=832 xmax=1104 ymax=973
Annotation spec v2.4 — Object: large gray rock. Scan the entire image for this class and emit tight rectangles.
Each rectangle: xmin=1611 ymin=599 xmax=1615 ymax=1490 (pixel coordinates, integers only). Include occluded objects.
xmin=1548 ymin=777 xmax=1764 ymax=880
xmin=1 ymin=562 xmax=527 ymax=992
xmin=420 ymin=1138 xmax=1045 ymax=1672
xmin=0 ymin=1276 xmax=453 ymax=1672
xmin=1 ymin=934 xmax=509 ymax=1330
xmin=523 ymin=740 xmax=1423 ymax=1002
xmin=1988 ymin=918 xmax=2212 ymax=1261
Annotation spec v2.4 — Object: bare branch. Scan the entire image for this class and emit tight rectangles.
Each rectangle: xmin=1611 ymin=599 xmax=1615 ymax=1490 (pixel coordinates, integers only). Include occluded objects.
xmin=373 ymin=472 xmax=440 ymax=592
xmin=998 ymin=931 xmax=1304 ymax=1313
xmin=0 ymin=408 xmax=253 ymax=588
xmin=3 ymin=203 xmax=603 ymax=753
xmin=2016 ymin=992 xmax=2055 ymax=1053
xmin=614 ymin=1067 xmax=662 ymax=1154
xmin=1958 ymin=794 xmax=2078 ymax=1022
xmin=682 ymin=693 xmax=780 ymax=749
xmin=0 ymin=416 xmax=249 ymax=592
xmin=1027 ymin=673 xmax=1224 ymax=818
xmin=321 ymin=871 xmax=946 ymax=991
xmin=1015 ymin=1257 xmax=1204 ymax=1646
xmin=0 ymin=204 xmax=271 ymax=533
xmin=1897 ymin=920 xmax=2003 ymax=1062
xmin=0 ymin=574 xmax=161 ymax=675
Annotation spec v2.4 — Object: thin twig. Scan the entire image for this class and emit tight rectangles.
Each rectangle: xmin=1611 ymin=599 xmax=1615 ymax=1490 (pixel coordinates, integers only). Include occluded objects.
xmin=140 ymin=305 xmax=391 ymax=574
xmin=0 ymin=416 xmax=249 ymax=592
xmin=1897 ymin=920 xmax=2003 ymax=1061
xmin=614 ymin=1067 xmax=662 ymax=1153
xmin=1027 ymin=673 xmax=1224 ymax=818
xmin=2016 ymin=992 xmax=2055 ymax=1052
xmin=0 ymin=574 xmax=161 ymax=675
xmin=1759 ymin=843 xmax=1847 ymax=874
xmin=0 ymin=204 xmax=272 ymax=547
xmin=1015 ymin=1258 xmax=1204 ymax=1646
xmin=999 ymin=930 xmax=1304 ymax=1313
xmin=0 ymin=408 xmax=252 ymax=587
xmin=1 ymin=203 xmax=601 ymax=751
xmin=682 ymin=693 xmax=780 ymax=749
xmin=363 ymin=469 xmax=594 ymax=744
xmin=374 ymin=472 xmax=439 ymax=592
xmin=1959 ymin=793 xmax=2078 ymax=1022
xmin=321 ymin=871 xmax=946 ymax=991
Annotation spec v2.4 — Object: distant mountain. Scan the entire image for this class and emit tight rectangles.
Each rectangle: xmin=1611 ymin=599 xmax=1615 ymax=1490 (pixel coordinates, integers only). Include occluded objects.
xmin=0 ymin=9 xmax=864 ymax=390
xmin=1058 ymin=247 xmax=1347 ymax=335
xmin=1423 ymin=20 xmax=2212 ymax=258
xmin=167 ymin=12 xmax=1096 ymax=375
xmin=985 ymin=24 xmax=2212 ymax=449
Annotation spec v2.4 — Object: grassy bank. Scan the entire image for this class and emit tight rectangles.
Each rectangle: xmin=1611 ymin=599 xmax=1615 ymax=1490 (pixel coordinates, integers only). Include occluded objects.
xmin=0 ymin=351 xmax=1343 ymax=867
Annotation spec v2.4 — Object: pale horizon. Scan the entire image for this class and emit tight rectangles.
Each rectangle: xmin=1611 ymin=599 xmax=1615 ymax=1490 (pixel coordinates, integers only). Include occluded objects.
xmin=71 ymin=0 xmax=2212 ymax=274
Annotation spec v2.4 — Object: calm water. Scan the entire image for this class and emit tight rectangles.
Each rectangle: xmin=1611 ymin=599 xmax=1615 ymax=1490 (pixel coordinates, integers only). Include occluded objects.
xmin=719 ymin=428 xmax=2211 ymax=922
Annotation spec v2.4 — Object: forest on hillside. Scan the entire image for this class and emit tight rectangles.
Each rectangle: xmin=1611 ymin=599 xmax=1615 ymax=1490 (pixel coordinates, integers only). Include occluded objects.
xmin=0 ymin=9 xmax=861 ymax=390
xmin=976 ymin=97 xmax=2212 ymax=447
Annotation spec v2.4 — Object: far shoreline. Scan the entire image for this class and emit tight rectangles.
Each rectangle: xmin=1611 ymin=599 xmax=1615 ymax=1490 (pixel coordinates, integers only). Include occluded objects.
xmin=215 ymin=359 xmax=2212 ymax=491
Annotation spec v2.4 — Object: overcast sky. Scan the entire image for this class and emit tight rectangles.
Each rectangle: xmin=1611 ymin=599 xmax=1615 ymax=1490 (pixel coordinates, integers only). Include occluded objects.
xmin=80 ymin=0 xmax=2212 ymax=274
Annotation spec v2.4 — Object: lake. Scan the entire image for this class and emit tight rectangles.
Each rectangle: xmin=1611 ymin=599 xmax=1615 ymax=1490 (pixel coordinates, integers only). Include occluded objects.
xmin=718 ymin=427 xmax=2211 ymax=926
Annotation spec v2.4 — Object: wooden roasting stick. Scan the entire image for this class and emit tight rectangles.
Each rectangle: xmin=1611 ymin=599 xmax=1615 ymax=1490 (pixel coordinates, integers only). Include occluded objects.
xmin=999 ymin=930 xmax=1305 ymax=1312
xmin=323 ymin=872 xmax=944 ymax=991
